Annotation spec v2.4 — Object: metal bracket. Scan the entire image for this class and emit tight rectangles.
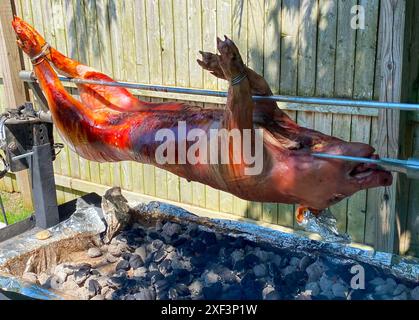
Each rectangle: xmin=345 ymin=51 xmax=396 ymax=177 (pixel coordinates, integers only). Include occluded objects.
xmin=0 ymin=103 xmax=55 ymax=172
xmin=30 ymin=143 xmax=59 ymax=229
xmin=0 ymin=102 xmax=59 ymax=229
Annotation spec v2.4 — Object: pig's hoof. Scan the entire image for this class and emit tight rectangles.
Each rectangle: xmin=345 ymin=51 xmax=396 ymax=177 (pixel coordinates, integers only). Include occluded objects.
xmin=297 ymin=207 xmax=352 ymax=244
xmin=216 ymin=35 xmax=245 ymax=81
xmin=296 ymin=206 xmax=310 ymax=224
xmin=197 ymin=51 xmax=224 ymax=79
xmin=296 ymin=206 xmax=321 ymax=224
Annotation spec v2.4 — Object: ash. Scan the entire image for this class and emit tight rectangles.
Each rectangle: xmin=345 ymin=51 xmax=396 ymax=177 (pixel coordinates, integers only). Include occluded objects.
xmin=26 ymin=219 xmax=418 ymax=300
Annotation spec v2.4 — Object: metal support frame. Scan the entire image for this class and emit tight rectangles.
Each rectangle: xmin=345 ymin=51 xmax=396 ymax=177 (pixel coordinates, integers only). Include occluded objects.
xmin=0 ymin=103 xmax=59 ymax=229
xmin=0 ymin=196 xmax=7 ymax=225
xmin=30 ymin=143 xmax=59 ymax=229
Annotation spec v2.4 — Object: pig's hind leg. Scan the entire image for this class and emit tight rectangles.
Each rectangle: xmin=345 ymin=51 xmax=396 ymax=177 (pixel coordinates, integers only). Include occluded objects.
xmin=217 ymin=36 xmax=254 ymax=132
xmin=197 ymin=45 xmax=273 ymax=96
xmin=197 ymin=38 xmax=282 ymax=118
xmin=215 ymin=37 xmax=272 ymax=181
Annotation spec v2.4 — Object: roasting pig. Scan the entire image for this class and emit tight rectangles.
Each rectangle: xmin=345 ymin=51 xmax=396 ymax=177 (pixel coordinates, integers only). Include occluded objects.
xmin=12 ymin=17 xmax=392 ymax=225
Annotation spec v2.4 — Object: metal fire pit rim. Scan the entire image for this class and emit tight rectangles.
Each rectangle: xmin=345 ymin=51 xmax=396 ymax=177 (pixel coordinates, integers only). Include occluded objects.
xmin=0 ymin=198 xmax=417 ymax=300
xmin=136 ymin=201 xmax=419 ymax=283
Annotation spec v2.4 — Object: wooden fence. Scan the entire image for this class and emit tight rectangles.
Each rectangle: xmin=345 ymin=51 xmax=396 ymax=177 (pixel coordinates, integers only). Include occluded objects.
xmin=0 ymin=0 xmax=418 ymax=257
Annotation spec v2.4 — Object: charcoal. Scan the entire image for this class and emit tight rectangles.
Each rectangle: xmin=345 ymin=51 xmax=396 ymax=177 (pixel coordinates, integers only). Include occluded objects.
xmin=134 ymin=246 xmax=148 ymax=263
xmin=129 ymin=254 xmax=144 ymax=269
xmin=116 ymin=260 xmax=130 ymax=271
xmin=244 ymin=254 xmax=260 ymax=268
xmin=200 ymin=231 xmax=217 ymax=245
xmin=107 ymin=276 xmax=126 ymax=289
xmin=149 ymin=272 xmax=165 ymax=285
xmin=221 ymin=284 xmax=242 ymax=300
xmin=148 ymin=232 xmax=160 ymax=240
xmin=158 ymin=259 xmax=172 ymax=275
xmin=174 ymin=283 xmax=190 ymax=297
xmin=121 ymin=252 xmax=132 ymax=261
xmin=134 ymin=288 xmax=156 ymax=300
xmin=154 ymin=248 xmax=168 ymax=263
xmin=154 ymin=279 xmax=170 ymax=292
xmin=87 ymin=279 xmax=101 ymax=296
xmin=172 ymin=236 xmax=188 ymax=247
xmin=151 ymin=239 xmax=164 ymax=251
xmin=202 ymin=283 xmax=222 ymax=300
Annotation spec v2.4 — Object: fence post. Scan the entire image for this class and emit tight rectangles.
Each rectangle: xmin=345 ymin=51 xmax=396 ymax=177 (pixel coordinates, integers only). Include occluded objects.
xmin=375 ymin=0 xmax=407 ymax=253
xmin=0 ymin=0 xmax=33 ymax=210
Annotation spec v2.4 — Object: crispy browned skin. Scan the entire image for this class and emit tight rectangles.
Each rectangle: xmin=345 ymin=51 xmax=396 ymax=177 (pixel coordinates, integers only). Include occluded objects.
xmin=12 ymin=17 xmax=392 ymax=216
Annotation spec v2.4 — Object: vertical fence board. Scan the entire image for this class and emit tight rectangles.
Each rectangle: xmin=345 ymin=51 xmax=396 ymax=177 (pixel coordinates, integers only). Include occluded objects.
xmin=173 ymin=0 xmax=192 ymax=204
xmin=347 ymin=0 xmax=379 ymax=244
xmin=217 ymin=0 xmax=232 ymax=91
xmin=122 ymin=0 xmax=137 ymax=192
xmin=279 ymin=0 xmax=299 ymax=227
xmin=73 ymin=0 xmax=91 ymax=183
xmin=230 ymin=0 xmax=247 ymax=217
xmin=262 ymin=0 xmax=281 ymax=235
xmin=315 ymin=0 xmax=336 ymax=134
xmin=232 ymin=0 xmax=248 ymax=65
xmin=19 ymin=0 xmax=32 ymax=70
xmin=107 ymin=0 xmax=124 ymax=188
xmin=263 ymin=0 xmax=281 ymax=94
xmin=160 ymin=0 xmax=178 ymax=201
xmin=406 ymin=132 xmax=419 ymax=256
xmin=187 ymin=0 xmax=206 ymax=208
xmin=347 ymin=117 xmax=371 ymax=242
xmin=330 ymin=0 xmax=357 ymax=234
xmin=52 ymin=0 xmax=72 ymax=184
xmin=261 ymin=0 xmax=279 ymax=224
xmin=280 ymin=0 xmax=299 ymax=96
xmin=144 ymin=0 xmax=164 ymax=196
xmin=202 ymin=0 xmax=220 ymax=212
xmin=132 ymin=0 xmax=149 ymax=194
xmin=375 ymin=0 xmax=406 ymax=253
xmin=246 ymin=0 xmax=264 ymax=222
xmin=63 ymin=0 xmax=81 ymax=181
xmin=85 ymin=0 xmax=103 ymax=185
xmin=247 ymin=0 xmax=264 ymax=75
xmin=187 ymin=0 xmax=203 ymax=89
xmin=147 ymin=2 xmax=167 ymax=199
xmin=95 ymin=0 xmax=113 ymax=187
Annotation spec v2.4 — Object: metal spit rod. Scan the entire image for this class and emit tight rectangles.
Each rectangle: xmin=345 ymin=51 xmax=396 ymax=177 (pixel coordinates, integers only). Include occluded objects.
xmin=19 ymin=71 xmax=419 ymax=112
xmin=312 ymin=153 xmax=419 ymax=180
xmin=19 ymin=71 xmax=419 ymax=179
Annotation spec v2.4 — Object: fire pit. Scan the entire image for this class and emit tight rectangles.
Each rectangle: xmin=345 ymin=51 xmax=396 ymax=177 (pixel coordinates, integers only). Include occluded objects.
xmin=0 ymin=188 xmax=418 ymax=300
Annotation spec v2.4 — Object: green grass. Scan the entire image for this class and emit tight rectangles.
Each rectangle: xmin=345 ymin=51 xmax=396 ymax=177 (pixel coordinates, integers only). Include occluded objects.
xmin=0 ymin=191 xmax=33 ymax=225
